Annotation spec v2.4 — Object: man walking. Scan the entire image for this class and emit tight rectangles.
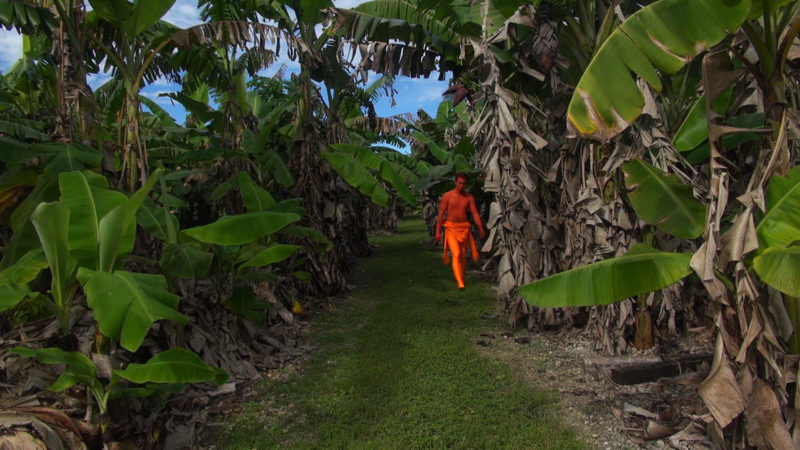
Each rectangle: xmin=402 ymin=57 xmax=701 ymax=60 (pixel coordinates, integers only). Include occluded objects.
xmin=434 ymin=173 xmax=486 ymax=289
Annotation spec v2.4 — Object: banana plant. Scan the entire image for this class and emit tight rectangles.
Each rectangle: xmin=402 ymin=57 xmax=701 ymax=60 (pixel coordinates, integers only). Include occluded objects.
xmin=179 ymin=171 xmax=304 ymax=320
xmin=8 ymin=167 xmax=229 ymax=426
xmin=520 ymin=158 xmax=705 ymax=307
xmin=521 ymin=162 xmax=800 ymax=307
xmin=323 ymin=142 xmax=418 ymax=207
xmin=564 ymin=0 xmax=800 ymax=443
xmin=11 ymin=346 xmax=227 ymax=418
xmin=565 ymin=0 xmax=754 ymax=140
xmin=0 ymin=168 xmax=186 ymax=348
xmin=83 ymin=0 xmax=178 ymax=188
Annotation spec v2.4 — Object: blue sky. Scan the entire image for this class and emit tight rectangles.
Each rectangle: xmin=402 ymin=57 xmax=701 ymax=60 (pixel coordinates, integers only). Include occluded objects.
xmin=0 ymin=0 xmax=450 ymax=134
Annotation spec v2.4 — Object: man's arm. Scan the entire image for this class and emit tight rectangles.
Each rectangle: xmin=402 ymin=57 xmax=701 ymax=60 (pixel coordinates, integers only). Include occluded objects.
xmin=434 ymin=193 xmax=449 ymax=243
xmin=469 ymin=195 xmax=486 ymax=239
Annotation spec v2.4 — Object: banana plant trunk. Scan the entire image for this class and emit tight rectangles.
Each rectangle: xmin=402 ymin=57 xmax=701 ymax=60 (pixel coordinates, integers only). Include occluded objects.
xmin=289 ymin=70 xmax=370 ymax=295
xmin=122 ymin=85 xmax=144 ymax=192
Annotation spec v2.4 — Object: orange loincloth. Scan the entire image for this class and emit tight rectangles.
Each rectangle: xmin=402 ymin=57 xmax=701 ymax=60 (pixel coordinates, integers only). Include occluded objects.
xmin=443 ymin=221 xmax=479 ymax=289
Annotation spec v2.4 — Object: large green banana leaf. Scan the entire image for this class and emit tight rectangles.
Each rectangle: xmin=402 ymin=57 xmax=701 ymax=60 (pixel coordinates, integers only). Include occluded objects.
xmin=137 ymin=199 xmax=180 ymax=243
xmin=182 ymin=211 xmax=300 ymax=246
xmin=0 ymin=0 xmax=57 ymax=35
xmin=335 ymin=0 xmax=459 ymax=47
xmin=753 ymin=246 xmax=800 ymax=297
xmin=237 ymin=172 xmax=276 ymax=212
xmin=0 ymin=249 xmax=46 ymax=289
xmin=623 ymin=159 xmax=706 ymax=239
xmin=322 ymin=151 xmax=389 ymax=206
xmin=567 ymin=0 xmax=751 ymax=141
xmin=97 ymin=168 xmax=162 ymax=272
xmin=519 ymin=244 xmax=692 ymax=308
xmin=672 ymin=90 xmax=733 ymax=151
xmin=328 ymin=143 xmax=417 ymax=206
xmin=31 ymin=202 xmax=75 ymax=318
xmin=757 ymin=166 xmax=800 ymax=249
xmin=11 ymin=347 xmax=101 ymax=393
xmin=114 ymin=348 xmax=227 ymax=385
xmin=59 ymin=171 xmax=130 ymax=269
xmin=88 ymin=0 xmax=176 ymax=38
xmin=77 ymin=269 xmax=186 ymax=352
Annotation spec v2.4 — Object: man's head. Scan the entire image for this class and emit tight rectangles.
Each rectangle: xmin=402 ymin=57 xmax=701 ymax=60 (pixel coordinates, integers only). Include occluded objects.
xmin=454 ymin=173 xmax=468 ymax=191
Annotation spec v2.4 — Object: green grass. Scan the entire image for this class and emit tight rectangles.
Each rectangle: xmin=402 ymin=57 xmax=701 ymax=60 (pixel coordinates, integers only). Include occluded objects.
xmin=214 ymin=217 xmax=587 ymax=449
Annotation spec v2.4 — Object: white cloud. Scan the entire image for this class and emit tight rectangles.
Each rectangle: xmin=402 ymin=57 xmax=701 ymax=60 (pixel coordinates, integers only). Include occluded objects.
xmin=334 ymin=0 xmax=369 ymax=9
xmin=163 ymin=0 xmax=203 ymax=29
xmin=0 ymin=30 xmax=22 ymax=73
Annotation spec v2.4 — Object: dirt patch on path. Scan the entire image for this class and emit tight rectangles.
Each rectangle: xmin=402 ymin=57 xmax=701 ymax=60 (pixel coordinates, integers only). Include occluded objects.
xmin=473 ymin=322 xmax=712 ymax=449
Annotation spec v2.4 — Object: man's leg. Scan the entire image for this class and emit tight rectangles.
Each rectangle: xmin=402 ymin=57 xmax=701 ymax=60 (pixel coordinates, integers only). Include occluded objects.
xmin=445 ymin=232 xmax=466 ymax=289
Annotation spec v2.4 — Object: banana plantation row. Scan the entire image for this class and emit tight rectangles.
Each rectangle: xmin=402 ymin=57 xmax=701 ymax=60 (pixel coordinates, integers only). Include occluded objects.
xmin=0 ymin=0 xmax=798 ymax=448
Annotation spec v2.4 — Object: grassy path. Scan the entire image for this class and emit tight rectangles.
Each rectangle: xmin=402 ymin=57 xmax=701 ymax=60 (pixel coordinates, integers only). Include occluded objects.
xmin=216 ymin=217 xmax=586 ymax=449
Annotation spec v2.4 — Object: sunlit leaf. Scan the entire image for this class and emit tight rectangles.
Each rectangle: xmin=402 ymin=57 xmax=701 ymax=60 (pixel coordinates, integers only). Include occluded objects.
xmin=321 ymin=152 xmax=389 ymax=206
xmin=0 ymin=249 xmax=46 ymax=287
xmin=122 ymin=0 xmax=176 ymax=37
xmin=567 ymin=0 xmax=751 ymax=140
xmin=31 ymin=202 xmax=75 ymax=313
xmin=519 ymin=245 xmax=692 ymax=307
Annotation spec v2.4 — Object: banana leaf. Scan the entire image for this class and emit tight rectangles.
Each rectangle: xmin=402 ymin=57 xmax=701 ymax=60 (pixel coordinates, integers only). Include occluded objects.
xmin=623 ymin=159 xmax=706 ymax=239
xmin=753 ymin=246 xmax=800 ymax=297
xmin=182 ymin=211 xmax=300 ymax=246
xmin=321 ymin=152 xmax=389 ymax=206
xmin=672 ymin=90 xmax=733 ymax=151
xmin=11 ymin=347 xmax=101 ymax=393
xmin=159 ymin=243 xmax=213 ymax=279
xmin=114 ymin=348 xmax=227 ymax=385
xmin=31 ymin=202 xmax=75 ymax=317
xmin=329 ymin=143 xmax=417 ymax=205
xmin=97 ymin=168 xmax=162 ymax=272
xmin=757 ymin=166 xmax=800 ymax=249
xmin=59 ymin=171 xmax=129 ymax=269
xmin=567 ymin=0 xmax=751 ymax=140
xmin=519 ymin=244 xmax=692 ymax=308
xmin=78 ymin=269 xmax=186 ymax=352
xmin=239 ymin=244 xmax=300 ymax=270
xmin=0 ymin=249 xmax=46 ymax=311
xmin=137 ymin=199 xmax=180 ymax=243
xmin=0 ymin=248 xmax=46 ymax=287
xmin=122 ymin=0 xmax=176 ymax=37
xmin=237 ymin=172 xmax=275 ymax=212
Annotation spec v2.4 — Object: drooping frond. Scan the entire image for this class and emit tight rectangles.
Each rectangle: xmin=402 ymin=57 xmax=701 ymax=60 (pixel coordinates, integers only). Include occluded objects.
xmin=0 ymin=0 xmax=57 ymax=35
xmin=363 ymin=73 xmax=396 ymax=104
xmin=170 ymin=21 xmax=311 ymax=61
xmin=198 ymin=0 xmax=263 ymax=22
xmin=233 ymin=47 xmax=277 ymax=77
